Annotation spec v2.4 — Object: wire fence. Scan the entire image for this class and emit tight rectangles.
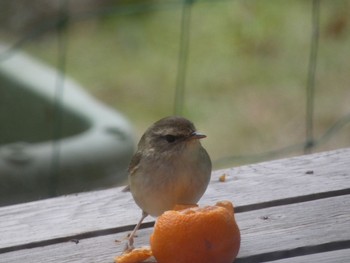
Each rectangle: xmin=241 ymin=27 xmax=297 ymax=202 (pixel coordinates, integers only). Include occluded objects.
xmin=1 ymin=0 xmax=349 ymax=176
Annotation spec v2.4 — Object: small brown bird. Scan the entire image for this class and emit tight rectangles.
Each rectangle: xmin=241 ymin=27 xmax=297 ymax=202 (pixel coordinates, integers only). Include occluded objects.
xmin=124 ymin=116 xmax=212 ymax=250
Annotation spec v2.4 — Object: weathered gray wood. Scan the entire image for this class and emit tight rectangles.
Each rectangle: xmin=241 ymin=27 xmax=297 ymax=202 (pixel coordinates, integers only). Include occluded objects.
xmin=236 ymin=195 xmax=350 ymax=261
xmin=0 ymin=148 xmax=349 ymax=254
xmin=1 ymin=195 xmax=349 ymax=263
xmin=265 ymin=248 xmax=350 ymax=263
xmin=203 ymin=147 xmax=350 ymax=209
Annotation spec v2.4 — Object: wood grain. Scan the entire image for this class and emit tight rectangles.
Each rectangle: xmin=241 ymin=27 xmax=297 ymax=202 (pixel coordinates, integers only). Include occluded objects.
xmin=264 ymin=248 xmax=350 ymax=263
xmin=0 ymin=148 xmax=349 ymax=262
xmin=0 ymin=194 xmax=349 ymax=263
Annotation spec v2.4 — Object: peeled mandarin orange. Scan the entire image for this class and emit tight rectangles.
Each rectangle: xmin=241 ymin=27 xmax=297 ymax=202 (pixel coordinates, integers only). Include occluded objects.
xmin=150 ymin=201 xmax=240 ymax=263
xmin=173 ymin=204 xmax=198 ymax=211
xmin=114 ymin=247 xmax=153 ymax=263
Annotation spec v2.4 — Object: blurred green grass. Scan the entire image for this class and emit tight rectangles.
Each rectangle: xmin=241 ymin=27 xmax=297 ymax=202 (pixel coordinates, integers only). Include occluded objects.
xmin=3 ymin=0 xmax=350 ymax=168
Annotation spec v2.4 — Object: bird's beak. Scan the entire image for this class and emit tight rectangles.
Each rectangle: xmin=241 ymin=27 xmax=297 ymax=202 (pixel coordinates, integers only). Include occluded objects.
xmin=190 ymin=131 xmax=207 ymax=139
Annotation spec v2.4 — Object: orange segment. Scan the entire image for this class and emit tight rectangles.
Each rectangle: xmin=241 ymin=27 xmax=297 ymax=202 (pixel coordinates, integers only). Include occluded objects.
xmin=114 ymin=247 xmax=153 ymax=263
xmin=150 ymin=201 xmax=241 ymax=263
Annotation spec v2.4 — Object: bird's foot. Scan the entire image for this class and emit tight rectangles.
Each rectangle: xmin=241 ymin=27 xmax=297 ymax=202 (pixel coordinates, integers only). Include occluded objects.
xmin=123 ymin=237 xmax=135 ymax=253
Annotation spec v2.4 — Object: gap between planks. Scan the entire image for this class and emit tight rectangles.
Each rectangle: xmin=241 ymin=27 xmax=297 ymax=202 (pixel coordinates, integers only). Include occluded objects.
xmin=1 ymin=148 xmax=349 ymax=250
xmin=1 ymin=195 xmax=349 ymax=263
xmin=235 ymin=240 xmax=350 ymax=263
xmin=1 ymin=191 xmax=349 ymax=256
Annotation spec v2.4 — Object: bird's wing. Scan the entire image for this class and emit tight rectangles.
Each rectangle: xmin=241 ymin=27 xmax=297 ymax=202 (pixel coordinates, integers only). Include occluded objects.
xmin=128 ymin=151 xmax=142 ymax=176
xmin=121 ymin=185 xmax=130 ymax=192
xmin=122 ymin=151 xmax=142 ymax=193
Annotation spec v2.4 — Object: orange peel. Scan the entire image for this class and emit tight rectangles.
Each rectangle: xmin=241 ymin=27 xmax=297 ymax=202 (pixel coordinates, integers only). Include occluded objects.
xmin=114 ymin=247 xmax=153 ymax=263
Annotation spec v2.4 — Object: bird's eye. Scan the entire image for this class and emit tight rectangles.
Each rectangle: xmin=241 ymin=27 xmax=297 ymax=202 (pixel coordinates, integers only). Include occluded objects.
xmin=164 ymin=135 xmax=177 ymax=143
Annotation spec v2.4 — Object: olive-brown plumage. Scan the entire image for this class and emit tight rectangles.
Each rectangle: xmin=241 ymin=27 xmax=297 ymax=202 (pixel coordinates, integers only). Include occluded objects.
xmin=124 ymin=116 xmax=212 ymax=250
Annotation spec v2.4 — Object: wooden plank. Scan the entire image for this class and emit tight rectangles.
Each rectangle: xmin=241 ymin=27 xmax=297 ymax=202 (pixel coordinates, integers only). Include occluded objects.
xmin=204 ymin=147 xmax=350 ymax=211
xmin=264 ymin=248 xmax=350 ymax=263
xmin=235 ymin=195 xmax=350 ymax=262
xmin=1 ymin=195 xmax=349 ymax=263
xmin=0 ymin=148 xmax=349 ymax=250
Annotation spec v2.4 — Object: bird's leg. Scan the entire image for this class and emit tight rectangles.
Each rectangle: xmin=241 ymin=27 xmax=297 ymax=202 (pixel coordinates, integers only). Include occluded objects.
xmin=125 ymin=211 xmax=148 ymax=252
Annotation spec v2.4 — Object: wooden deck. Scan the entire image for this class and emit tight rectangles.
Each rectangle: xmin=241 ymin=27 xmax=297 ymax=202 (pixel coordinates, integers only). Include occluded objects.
xmin=0 ymin=148 xmax=349 ymax=263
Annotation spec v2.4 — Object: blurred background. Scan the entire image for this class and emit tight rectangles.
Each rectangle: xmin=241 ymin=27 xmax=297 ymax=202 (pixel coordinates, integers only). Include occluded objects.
xmin=0 ymin=0 xmax=349 ymax=205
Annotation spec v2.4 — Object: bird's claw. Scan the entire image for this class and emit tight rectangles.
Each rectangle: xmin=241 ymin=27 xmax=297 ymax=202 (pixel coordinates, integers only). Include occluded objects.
xmin=123 ymin=238 xmax=134 ymax=253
